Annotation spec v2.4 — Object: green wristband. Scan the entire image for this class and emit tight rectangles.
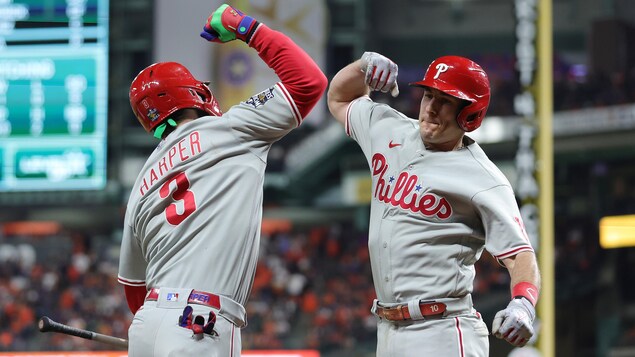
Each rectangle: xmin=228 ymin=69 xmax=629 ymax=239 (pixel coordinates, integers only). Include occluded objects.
xmin=210 ymin=4 xmax=237 ymax=42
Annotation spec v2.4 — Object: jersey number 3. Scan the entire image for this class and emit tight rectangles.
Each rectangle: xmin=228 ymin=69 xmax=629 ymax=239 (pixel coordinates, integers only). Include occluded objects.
xmin=160 ymin=172 xmax=197 ymax=225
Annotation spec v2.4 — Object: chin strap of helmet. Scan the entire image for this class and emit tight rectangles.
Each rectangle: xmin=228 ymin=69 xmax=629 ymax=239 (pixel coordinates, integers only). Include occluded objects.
xmin=153 ymin=118 xmax=178 ymax=139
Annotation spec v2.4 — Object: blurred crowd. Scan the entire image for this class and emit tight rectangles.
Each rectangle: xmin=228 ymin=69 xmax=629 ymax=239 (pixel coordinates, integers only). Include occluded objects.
xmin=0 ymin=232 xmax=129 ymax=351
xmin=243 ymin=224 xmax=377 ymax=354
xmin=486 ymin=55 xmax=635 ymax=115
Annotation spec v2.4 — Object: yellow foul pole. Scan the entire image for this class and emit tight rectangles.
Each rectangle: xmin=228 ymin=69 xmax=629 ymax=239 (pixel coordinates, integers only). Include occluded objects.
xmin=537 ymin=0 xmax=555 ymax=356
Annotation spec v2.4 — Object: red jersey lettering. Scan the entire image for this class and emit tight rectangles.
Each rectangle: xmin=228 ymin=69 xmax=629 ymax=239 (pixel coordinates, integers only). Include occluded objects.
xmin=371 ymin=153 xmax=452 ymax=219
xmin=139 ymin=131 xmax=204 ymax=196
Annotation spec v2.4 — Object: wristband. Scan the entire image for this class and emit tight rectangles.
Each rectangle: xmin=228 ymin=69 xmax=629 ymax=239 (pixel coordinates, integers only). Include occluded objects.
xmin=245 ymin=23 xmax=260 ymax=44
xmin=512 ymin=282 xmax=539 ymax=306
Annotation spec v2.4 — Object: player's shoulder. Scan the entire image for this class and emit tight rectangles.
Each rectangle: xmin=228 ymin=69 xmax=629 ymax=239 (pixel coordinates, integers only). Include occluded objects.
xmin=352 ymin=97 xmax=394 ymax=113
xmin=464 ymin=140 xmax=512 ymax=186
xmin=226 ymin=84 xmax=286 ymax=113
xmin=355 ymin=99 xmax=415 ymax=126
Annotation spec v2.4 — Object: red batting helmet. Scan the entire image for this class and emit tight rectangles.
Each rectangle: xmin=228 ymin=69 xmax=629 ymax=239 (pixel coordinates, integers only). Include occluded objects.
xmin=410 ymin=56 xmax=490 ymax=132
xmin=129 ymin=62 xmax=223 ymax=133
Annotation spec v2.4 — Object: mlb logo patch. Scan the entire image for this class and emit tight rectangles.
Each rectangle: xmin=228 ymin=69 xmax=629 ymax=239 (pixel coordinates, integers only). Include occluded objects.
xmin=166 ymin=292 xmax=179 ymax=301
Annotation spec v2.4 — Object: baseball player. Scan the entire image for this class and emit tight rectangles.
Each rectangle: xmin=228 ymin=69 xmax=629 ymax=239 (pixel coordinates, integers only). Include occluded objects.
xmin=117 ymin=4 xmax=327 ymax=356
xmin=327 ymin=51 xmax=541 ymax=356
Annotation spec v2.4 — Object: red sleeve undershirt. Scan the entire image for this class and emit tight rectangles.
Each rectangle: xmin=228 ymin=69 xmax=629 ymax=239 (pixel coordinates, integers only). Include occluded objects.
xmin=124 ymin=284 xmax=147 ymax=314
xmin=249 ymin=24 xmax=328 ymax=119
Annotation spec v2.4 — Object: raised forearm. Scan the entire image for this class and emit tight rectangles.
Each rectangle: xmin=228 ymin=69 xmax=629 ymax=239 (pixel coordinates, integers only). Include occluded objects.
xmin=327 ymin=60 xmax=370 ymax=124
xmin=330 ymin=60 xmax=370 ymax=102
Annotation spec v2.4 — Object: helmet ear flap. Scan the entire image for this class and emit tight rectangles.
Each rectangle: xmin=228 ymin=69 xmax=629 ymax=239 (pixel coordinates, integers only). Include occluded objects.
xmin=199 ymin=82 xmax=223 ymax=117
xmin=456 ymin=99 xmax=488 ymax=132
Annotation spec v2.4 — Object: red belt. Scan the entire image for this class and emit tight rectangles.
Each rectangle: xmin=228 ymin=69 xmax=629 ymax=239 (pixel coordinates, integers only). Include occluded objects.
xmin=375 ymin=301 xmax=447 ymax=321
xmin=145 ymin=288 xmax=221 ymax=310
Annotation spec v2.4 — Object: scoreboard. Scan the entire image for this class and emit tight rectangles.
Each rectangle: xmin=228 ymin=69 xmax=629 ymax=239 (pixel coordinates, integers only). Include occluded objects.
xmin=0 ymin=0 xmax=108 ymax=191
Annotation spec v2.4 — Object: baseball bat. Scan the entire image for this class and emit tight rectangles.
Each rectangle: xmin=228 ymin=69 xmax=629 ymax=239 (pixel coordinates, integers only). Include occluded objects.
xmin=38 ymin=316 xmax=129 ymax=349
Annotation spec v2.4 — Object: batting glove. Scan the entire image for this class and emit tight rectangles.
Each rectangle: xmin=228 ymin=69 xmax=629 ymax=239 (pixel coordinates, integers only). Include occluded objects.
xmin=492 ymin=297 xmax=536 ymax=347
xmin=359 ymin=52 xmax=399 ymax=97
xmin=200 ymin=4 xmax=260 ymax=44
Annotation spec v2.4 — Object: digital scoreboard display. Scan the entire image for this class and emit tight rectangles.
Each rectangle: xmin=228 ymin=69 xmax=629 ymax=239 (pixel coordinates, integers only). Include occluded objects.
xmin=0 ymin=0 xmax=108 ymax=191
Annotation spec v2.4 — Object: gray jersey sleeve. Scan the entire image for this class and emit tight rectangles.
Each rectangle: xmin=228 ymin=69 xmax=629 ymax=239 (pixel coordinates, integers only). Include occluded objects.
xmin=225 ymin=83 xmax=303 ymax=144
xmin=118 ymin=206 xmax=147 ymax=287
xmin=344 ymin=96 xmax=376 ymax=156
xmin=473 ymin=185 xmax=534 ymax=259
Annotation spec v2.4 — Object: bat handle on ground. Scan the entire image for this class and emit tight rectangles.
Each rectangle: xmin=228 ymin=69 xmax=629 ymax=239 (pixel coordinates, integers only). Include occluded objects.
xmin=38 ymin=316 xmax=129 ymax=349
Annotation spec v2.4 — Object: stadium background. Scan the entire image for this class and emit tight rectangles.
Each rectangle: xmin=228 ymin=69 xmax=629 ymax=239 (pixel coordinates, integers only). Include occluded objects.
xmin=1 ymin=0 xmax=635 ymax=356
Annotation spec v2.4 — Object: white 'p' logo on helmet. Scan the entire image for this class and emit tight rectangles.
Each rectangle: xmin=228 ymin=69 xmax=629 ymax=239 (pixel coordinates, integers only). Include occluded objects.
xmin=433 ymin=63 xmax=449 ymax=79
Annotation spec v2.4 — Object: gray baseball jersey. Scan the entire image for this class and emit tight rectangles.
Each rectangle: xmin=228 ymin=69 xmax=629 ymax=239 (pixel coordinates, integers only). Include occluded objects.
xmin=345 ymin=96 xmax=534 ymax=356
xmin=118 ymin=82 xmax=300 ymax=307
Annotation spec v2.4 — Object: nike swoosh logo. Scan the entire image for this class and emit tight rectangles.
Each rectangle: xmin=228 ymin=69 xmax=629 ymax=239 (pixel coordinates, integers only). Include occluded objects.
xmin=389 ymin=141 xmax=401 ymax=148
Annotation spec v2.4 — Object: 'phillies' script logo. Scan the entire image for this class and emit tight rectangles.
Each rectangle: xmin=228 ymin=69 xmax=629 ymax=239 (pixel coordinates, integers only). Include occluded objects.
xmin=372 ymin=153 xmax=452 ymax=219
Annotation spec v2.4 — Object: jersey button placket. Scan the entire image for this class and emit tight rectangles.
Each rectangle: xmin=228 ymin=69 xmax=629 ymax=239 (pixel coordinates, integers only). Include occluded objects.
xmin=378 ymin=219 xmax=394 ymax=298
xmin=383 ymin=241 xmax=389 ymax=282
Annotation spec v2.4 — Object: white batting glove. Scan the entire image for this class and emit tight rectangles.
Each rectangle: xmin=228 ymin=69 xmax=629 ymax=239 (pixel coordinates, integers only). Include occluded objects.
xmin=492 ymin=297 xmax=536 ymax=347
xmin=359 ymin=52 xmax=399 ymax=97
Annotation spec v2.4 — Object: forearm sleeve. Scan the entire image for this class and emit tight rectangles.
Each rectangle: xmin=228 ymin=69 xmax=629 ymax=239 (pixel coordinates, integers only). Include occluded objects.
xmin=249 ymin=24 xmax=327 ymax=118
xmin=124 ymin=284 xmax=147 ymax=314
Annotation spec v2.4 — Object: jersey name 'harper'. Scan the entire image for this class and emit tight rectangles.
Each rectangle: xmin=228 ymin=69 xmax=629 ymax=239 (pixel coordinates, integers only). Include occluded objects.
xmin=139 ymin=131 xmax=202 ymax=196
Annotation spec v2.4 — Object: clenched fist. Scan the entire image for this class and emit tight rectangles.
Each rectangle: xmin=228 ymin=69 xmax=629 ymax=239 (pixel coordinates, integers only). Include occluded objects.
xmin=359 ymin=52 xmax=399 ymax=97
xmin=201 ymin=3 xmax=260 ymax=44
xmin=492 ymin=297 xmax=536 ymax=347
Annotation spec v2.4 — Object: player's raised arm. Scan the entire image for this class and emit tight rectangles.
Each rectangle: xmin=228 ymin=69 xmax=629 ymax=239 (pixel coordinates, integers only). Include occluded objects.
xmin=200 ymin=4 xmax=327 ymax=120
xmin=327 ymin=51 xmax=399 ymax=125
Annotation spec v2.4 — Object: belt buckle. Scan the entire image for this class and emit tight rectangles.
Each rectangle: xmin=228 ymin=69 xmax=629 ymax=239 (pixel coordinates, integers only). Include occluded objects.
xmin=379 ymin=305 xmax=406 ymax=321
